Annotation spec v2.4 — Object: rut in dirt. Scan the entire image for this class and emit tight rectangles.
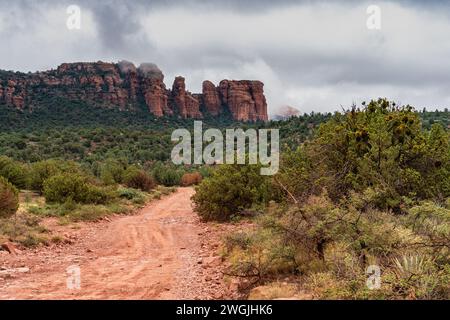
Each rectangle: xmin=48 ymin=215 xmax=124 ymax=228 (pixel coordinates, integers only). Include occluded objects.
xmin=0 ymin=187 xmax=220 ymax=300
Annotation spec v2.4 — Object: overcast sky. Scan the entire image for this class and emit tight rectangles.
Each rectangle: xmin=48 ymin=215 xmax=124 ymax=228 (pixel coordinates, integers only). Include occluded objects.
xmin=0 ymin=0 xmax=449 ymax=115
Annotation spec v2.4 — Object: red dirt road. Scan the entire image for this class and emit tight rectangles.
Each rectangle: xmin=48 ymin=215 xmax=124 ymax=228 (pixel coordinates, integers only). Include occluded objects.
xmin=0 ymin=187 xmax=232 ymax=300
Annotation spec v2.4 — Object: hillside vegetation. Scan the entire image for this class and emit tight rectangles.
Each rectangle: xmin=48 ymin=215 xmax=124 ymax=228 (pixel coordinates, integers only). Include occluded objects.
xmin=0 ymin=97 xmax=448 ymax=299
xmin=193 ymin=99 xmax=450 ymax=299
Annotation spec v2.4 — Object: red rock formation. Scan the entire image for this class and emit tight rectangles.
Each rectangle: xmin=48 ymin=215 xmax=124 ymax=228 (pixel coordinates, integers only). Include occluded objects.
xmin=125 ymin=70 xmax=139 ymax=101
xmin=0 ymin=61 xmax=268 ymax=122
xmin=142 ymin=77 xmax=170 ymax=117
xmin=218 ymin=80 xmax=268 ymax=121
xmin=250 ymin=81 xmax=268 ymax=121
xmin=202 ymin=80 xmax=221 ymax=116
xmin=171 ymin=76 xmax=202 ymax=118
xmin=1 ymin=80 xmax=25 ymax=110
xmin=138 ymin=63 xmax=173 ymax=116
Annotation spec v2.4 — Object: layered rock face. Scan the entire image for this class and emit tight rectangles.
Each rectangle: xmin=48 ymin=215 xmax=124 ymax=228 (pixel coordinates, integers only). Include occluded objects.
xmin=0 ymin=61 xmax=268 ymax=122
xmin=202 ymin=80 xmax=221 ymax=116
xmin=171 ymin=76 xmax=202 ymax=118
xmin=218 ymin=80 xmax=268 ymax=122
xmin=0 ymin=80 xmax=26 ymax=110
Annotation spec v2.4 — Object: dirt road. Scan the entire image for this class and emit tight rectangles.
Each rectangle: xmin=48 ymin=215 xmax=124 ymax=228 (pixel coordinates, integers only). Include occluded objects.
xmin=0 ymin=187 xmax=233 ymax=300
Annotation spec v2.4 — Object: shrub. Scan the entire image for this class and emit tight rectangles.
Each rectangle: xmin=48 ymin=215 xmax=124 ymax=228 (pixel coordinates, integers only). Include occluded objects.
xmin=43 ymin=173 xmax=89 ymax=204
xmin=43 ymin=173 xmax=114 ymax=204
xmin=84 ymin=185 xmax=116 ymax=204
xmin=192 ymin=164 xmax=270 ymax=221
xmin=29 ymin=159 xmax=84 ymax=193
xmin=117 ymin=187 xmax=147 ymax=204
xmin=151 ymin=163 xmax=183 ymax=186
xmin=0 ymin=176 xmax=19 ymax=218
xmin=99 ymin=159 xmax=125 ymax=185
xmin=198 ymin=166 xmax=214 ymax=178
xmin=181 ymin=172 xmax=203 ymax=186
xmin=274 ymin=100 xmax=449 ymax=204
xmin=123 ymin=166 xmax=155 ymax=192
xmin=0 ymin=156 xmax=28 ymax=189
xmin=117 ymin=187 xmax=141 ymax=200
xmin=224 ymin=228 xmax=297 ymax=281
xmin=0 ymin=213 xmax=49 ymax=247
xmin=383 ymin=254 xmax=450 ymax=299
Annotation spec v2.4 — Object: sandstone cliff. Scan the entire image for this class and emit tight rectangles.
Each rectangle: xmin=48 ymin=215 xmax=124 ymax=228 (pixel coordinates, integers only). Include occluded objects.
xmin=0 ymin=61 xmax=268 ymax=122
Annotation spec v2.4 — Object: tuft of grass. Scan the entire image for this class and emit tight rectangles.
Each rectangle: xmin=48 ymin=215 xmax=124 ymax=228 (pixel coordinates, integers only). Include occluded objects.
xmin=51 ymin=235 xmax=64 ymax=244
xmin=0 ymin=213 xmax=49 ymax=247
xmin=248 ymin=282 xmax=300 ymax=300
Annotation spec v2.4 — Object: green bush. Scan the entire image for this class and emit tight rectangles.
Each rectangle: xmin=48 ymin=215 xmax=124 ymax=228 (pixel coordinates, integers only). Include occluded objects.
xmin=28 ymin=159 xmax=85 ymax=193
xmin=118 ymin=187 xmax=140 ymax=200
xmin=43 ymin=173 xmax=89 ymax=204
xmin=117 ymin=187 xmax=146 ymax=204
xmin=192 ymin=164 xmax=270 ymax=221
xmin=123 ymin=166 xmax=155 ymax=192
xmin=43 ymin=173 xmax=114 ymax=204
xmin=28 ymin=160 xmax=61 ymax=193
xmin=0 ymin=156 xmax=28 ymax=189
xmin=99 ymin=159 xmax=126 ymax=185
xmin=84 ymin=185 xmax=116 ymax=204
xmin=151 ymin=163 xmax=183 ymax=186
xmin=0 ymin=176 xmax=19 ymax=218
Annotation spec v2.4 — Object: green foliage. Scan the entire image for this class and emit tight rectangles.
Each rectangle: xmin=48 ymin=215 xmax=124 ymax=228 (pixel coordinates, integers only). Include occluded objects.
xmin=198 ymin=165 xmax=214 ymax=178
xmin=192 ymin=164 xmax=271 ymax=221
xmin=0 ymin=156 xmax=28 ymax=189
xmin=43 ymin=173 xmax=113 ymax=204
xmin=0 ymin=98 xmax=239 ymax=164
xmin=405 ymin=201 xmax=449 ymax=262
xmin=84 ymin=185 xmax=116 ymax=205
xmin=222 ymin=101 xmax=449 ymax=299
xmin=99 ymin=159 xmax=126 ymax=185
xmin=380 ymin=254 xmax=450 ymax=299
xmin=117 ymin=187 xmax=147 ymax=204
xmin=43 ymin=173 xmax=87 ymax=204
xmin=0 ymin=96 xmax=448 ymax=299
xmin=151 ymin=163 xmax=183 ymax=186
xmin=117 ymin=187 xmax=141 ymax=200
xmin=0 ymin=176 xmax=19 ymax=218
xmin=420 ymin=109 xmax=450 ymax=130
xmin=277 ymin=99 xmax=449 ymax=209
xmin=28 ymin=159 xmax=83 ymax=193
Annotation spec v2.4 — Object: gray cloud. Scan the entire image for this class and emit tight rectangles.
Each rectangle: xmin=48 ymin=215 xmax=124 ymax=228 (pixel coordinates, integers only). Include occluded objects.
xmin=0 ymin=0 xmax=449 ymax=113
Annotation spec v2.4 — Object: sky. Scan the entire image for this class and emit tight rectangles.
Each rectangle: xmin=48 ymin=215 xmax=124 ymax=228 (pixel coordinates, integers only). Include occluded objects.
xmin=0 ymin=0 xmax=449 ymax=115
